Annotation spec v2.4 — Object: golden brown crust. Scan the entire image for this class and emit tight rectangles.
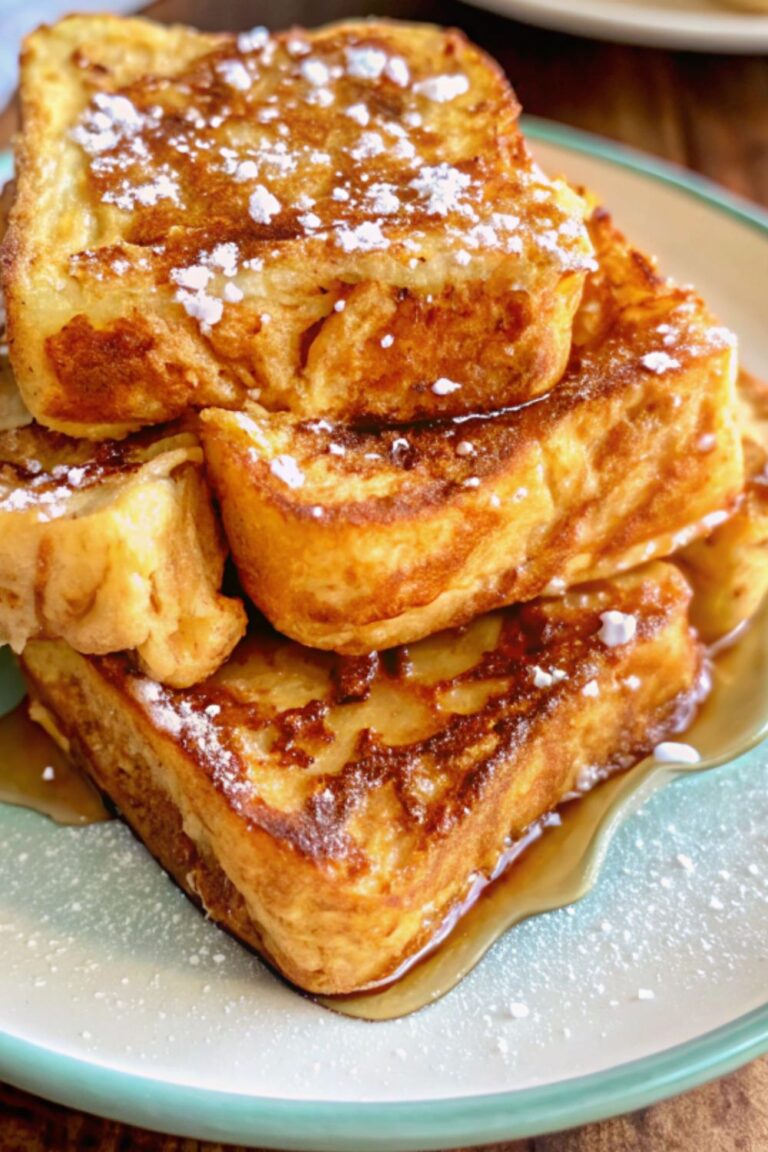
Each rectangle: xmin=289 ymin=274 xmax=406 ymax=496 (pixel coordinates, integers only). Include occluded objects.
xmin=2 ymin=15 xmax=593 ymax=437
xmin=22 ymin=562 xmax=703 ymax=994
xmin=200 ymin=205 xmax=744 ymax=653
xmin=43 ymin=314 xmax=216 ymax=425
xmin=679 ymin=369 xmax=768 ymax=641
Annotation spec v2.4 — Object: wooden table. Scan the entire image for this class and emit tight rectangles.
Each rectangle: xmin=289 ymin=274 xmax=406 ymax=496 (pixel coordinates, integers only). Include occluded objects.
xmin=1 ymin=1 xmax=767 ymax=1147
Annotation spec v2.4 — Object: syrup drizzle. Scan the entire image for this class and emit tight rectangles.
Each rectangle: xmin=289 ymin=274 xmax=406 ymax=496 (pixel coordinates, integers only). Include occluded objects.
xmin=0 ymin=701 xmax=109 ymax=825
xmin=319 ymin=602 xmax=768 ymax=1018
xmin=0 ymin=592 xmax=765 ymax=1019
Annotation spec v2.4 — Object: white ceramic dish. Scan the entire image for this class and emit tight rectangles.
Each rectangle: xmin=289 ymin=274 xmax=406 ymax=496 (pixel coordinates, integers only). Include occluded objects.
xmin=0 ymin=124 xmax=767 ymax=1147
xmin=463 ymin=0 xmax=768 ymax=52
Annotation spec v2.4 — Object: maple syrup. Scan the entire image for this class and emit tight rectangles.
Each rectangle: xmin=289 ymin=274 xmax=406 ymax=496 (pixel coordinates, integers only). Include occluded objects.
xmin=0 ymin=593 xmax=764 ymax=1018
xmin=320 ymin=601 xmax=768 ymax=1019
xmin=0 ymin=700 xmax=109 ymax=825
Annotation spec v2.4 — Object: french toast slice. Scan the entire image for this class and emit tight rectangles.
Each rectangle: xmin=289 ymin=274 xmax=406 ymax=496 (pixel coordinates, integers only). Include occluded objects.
xmin=3 ymin=16 xmax=593 ymax=439
xmin=0 ymin=420 xmax=246 ymax=687
xmin=21 ymin=561 xmax=702 ymax=995
xmin=680 ymin=370 xmax=768 ymax=641
xmin=200 ymin=203 xmax=743 ymax=654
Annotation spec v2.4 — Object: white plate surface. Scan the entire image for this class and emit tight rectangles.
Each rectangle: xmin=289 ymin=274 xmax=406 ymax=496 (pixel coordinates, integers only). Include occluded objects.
xmin=464 ymin=0 xmax=768 ymax=51
xmin=1 ymin=134 xmax=768 ymax=1141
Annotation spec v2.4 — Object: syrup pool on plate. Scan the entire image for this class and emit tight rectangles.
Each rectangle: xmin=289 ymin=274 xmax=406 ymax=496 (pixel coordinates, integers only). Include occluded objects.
xmin=0 ymin=592 xmax=765 ymax=1019
xmin=320 ymin=598 xmax=768 ymax=1019
xmin=0 ymin=699 xmax=109 ymax=826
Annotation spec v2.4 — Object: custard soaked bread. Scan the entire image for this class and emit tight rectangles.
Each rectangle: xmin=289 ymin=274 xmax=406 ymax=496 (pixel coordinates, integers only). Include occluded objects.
xmin=21 ymin=561 xmax=702 ymax=995
xmin=4 ymin=16 xmax=593 ymax=439
xmin=681 ymin=370 xmax=768 ymax=642
xmin=0 ymin=421 xmax=246 ymax=686
xmin=0 ymin=188 xmax=244 ymax=689
xmin=201 ymin=202 xmax=743 ymax=653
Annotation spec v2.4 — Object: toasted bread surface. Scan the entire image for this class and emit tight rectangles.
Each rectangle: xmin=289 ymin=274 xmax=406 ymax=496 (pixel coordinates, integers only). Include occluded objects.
xmin=0 ymin=421 xmax=246 ymax=685
xmin=0 ymin=195 xmax=32 ymax=433
xmin=200 ymin=204 xmax=743 ymax=653
xmin=22 ymin=562 xmax=702 ymax=994
xmin=3 ymin=15 xmax=593 ymax=438
xmin=680 ymin=370 xmax=768 ymax=641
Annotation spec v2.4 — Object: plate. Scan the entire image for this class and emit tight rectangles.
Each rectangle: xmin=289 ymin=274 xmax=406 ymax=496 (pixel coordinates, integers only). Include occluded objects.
xmin=1 ymin=123 xmax=768 ymax=1148
xmin=463 ymin=0 xmax=768 ymax=52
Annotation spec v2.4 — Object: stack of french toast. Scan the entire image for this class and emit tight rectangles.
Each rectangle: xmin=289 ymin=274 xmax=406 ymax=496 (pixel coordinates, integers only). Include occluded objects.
xmin=1 ymin=15 xmax=766 ymax=996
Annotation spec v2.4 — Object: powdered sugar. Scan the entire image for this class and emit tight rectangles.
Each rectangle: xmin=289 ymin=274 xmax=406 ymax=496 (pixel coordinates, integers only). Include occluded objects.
xmin=102 ymin=169 xmax=180 ymax=212
xmin=410 ymin=164 xmax=472 ymax=217
xmin=334 ymin=221 xmax=388 ymax=253
xmin=129 ymin=679 xmax=243 ymax=797
xmin=345 ymin=46 xmax=388 ymax=80
xmin=248 ymin=185 xmax=282 ymax=224
xmin=385 ymin=57 xmax=410 ymax=87
xmin=174 ymin=288 xmax=223 ymax=331
xmin=300 ymin=59 xmax=331 ymax=88
xmin=236 ymin=26 xmax=269 ymax=53
xmin=207 ymin=243 xmax=239 ymax=277
xmin=171 ymin=264 xmax=224 ymax=331
xmin=641 ymin=351 xmax=681 ymax=375
xmin=62 ymin=21 xmax=598 ymax=378
xmin=1 ymin=704 xmax=764 ymax=1103
xmin=269 ymin=455 xmax=305 ymax=489
xmin=345 ymin=102 xmax=370 ymax=126
xmin=0 ymin=484 xmax=74 ymax=518
xmin=413 ymin=74 xmax=470 ymax=102
xmin=217 ymin=60 xmax=252 ymax=92
xmin=598 ymin=612 xmax=637 ymax=648
xmin=367 ymin=184 xmax=400 ymax=215
xmin=233 ymin=160 xmax=259 ymax=182
xmin=350 ymin=131 xmax=386 ymax=161
xmin=171 ymin=266 xmax=212 ymax=292
xmin=432 ymin=377 xmax=461 ymax=396
xmin=71 ymin=92 xmax=147 ymax=155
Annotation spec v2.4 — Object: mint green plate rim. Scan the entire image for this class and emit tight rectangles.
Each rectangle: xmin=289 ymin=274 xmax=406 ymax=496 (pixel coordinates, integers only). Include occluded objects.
xmin=1 ymin=121 xmax=768 ymax=1146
